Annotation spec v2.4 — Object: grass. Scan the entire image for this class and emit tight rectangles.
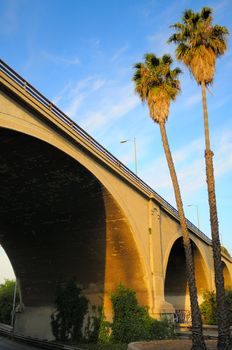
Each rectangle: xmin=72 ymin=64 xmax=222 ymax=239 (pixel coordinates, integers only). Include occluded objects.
xmin=77 ymin=344 xmax=128 ymax=350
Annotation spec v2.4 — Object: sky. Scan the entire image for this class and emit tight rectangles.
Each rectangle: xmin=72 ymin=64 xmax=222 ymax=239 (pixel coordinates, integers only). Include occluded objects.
xmin=0 ymin=0 xmax=232 ymax=283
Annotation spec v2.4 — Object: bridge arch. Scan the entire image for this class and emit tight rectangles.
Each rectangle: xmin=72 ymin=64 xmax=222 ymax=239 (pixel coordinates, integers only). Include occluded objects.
xmin=0 ymin=126 xmax=149 ymax=325
xmin=164 ymin=236 xmax=209 ymax=311
xmin=222 ymin=260 xmax=232 ymax=289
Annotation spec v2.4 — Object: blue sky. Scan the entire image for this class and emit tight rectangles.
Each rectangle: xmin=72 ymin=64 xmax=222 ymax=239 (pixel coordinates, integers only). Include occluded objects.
xmin=0 ymin=0 xmax=232 ymax=282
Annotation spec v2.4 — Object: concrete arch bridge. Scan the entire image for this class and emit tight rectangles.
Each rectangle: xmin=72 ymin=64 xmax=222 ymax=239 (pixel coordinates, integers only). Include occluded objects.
xmin=0 ymin=60 xmax=231 ymax=340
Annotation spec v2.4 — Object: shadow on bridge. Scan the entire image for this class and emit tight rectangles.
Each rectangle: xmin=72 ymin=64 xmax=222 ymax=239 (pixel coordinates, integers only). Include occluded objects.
xmin=0 ymin=127 xmax=147 ymax=338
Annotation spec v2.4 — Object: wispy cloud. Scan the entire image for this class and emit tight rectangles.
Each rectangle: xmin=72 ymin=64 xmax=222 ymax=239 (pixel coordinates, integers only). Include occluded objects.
xmin=141 ymin=127 xmax=232 ymax=200
xmin=110 ymin=45 xmax=129 ymax=62
xmin=184 ymin=93 xmax=202 ymax=107
xmin=53 ymin=75 xmax=107 ymax=117
xmin=42 ymin=51 xmax=80 ymax=65
xmin=81 ymin=84 xmax=139 ymax=132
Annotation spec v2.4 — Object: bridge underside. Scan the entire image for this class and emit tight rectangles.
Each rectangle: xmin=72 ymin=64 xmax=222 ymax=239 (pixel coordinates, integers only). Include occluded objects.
xmin=0 ymin=128 xmax=147 ymax=339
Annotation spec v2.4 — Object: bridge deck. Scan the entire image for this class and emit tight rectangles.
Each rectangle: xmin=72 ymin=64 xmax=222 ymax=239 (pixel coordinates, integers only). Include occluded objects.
xmin=0 ymin=59 xmax=214 ymax=247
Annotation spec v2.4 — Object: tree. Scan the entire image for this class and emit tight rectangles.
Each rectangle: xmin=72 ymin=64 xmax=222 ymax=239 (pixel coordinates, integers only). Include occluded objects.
xmin=51 ymin=280 xmax=88 ymax=342
xmin=0 ymin=279 xmax=18 ymax=325
xmin=168 ymin=8 xmax=230 ymax=349
xmin=132 ymin=53 xmax=206 ymax=350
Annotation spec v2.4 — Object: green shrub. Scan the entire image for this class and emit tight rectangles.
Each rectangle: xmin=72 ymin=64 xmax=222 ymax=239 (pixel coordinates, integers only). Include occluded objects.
xmin=200 ymin=291 xmax=217 ymax=325
xmin=84 ymin=306 xmax=111 ymax=344
xmin=110 ymin=284 xmax=174 ymax=343
xmin=111 ymin=284 xmax=153 ymax=343
xmin=0 ymin=279 xmax=19 ymax=325
xmin=97 ymin=310 xmax=112 ymax=344
xmin=151 ymin=318 xmax=175 ymax=340
xmin=200 ymin=289 xmax=232 ymax=325
xmin=51 ymin=279 xmax=88 ymax=342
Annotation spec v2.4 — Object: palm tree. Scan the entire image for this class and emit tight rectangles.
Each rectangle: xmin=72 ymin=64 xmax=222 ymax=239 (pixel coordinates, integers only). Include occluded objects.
xmin=132 ymin=53 xmax=206 ymax=350
xmin=168 ymin=8 xmax=230 ymax=349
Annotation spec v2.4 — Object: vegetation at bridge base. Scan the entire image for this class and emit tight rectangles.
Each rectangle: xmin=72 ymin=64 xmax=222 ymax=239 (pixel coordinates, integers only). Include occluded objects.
xmin=111 ymin=284 xmax=175 ymax=343
xmin=200 ymin=290 xmax=232 ymax=326
xmin=0 ymin=279 xmax=19 ymax=325
xmin=51 ymin=279 xmax=88 ymax=342
xmin=51 ymin=282 xmax=175 ymax=347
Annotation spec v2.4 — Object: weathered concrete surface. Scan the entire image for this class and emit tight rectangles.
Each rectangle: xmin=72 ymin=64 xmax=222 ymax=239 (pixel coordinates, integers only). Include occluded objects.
xmin=0 ymin=64 xmax=232 ymax=340
xmin=14 ymin=306 xmax=54 ymax=340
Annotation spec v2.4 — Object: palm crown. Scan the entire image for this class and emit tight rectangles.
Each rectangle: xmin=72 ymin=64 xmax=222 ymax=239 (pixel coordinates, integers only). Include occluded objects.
xmin=168 ymin=7 xmax=229 ymax=85
xmin=132 ymin=53 xmax=181 ymax=124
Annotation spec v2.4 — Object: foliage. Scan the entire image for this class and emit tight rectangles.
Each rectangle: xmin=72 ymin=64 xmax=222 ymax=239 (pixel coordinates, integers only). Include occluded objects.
xmin=168 ymin=7 xmax=229 ymax=85
xmin=0 ymin=279 xmax=18 ymax=325
xmin=200 ymin=291 xmax=217 ymax=325
xmin=51 ymin=280 xmax=88 ymax=342
xmin=97 ymin=310 xmax=112 ymax=344
xmin=111 ymin=284 xmax=153 ymax=343
xmin=110 ymin=284 xmax=175 ymax=343
xmin=78 ymin=344 xmax=127 ymax=350
xmin=200 ymin=289 xmax=232 ymax=325
xmin=84 ymin=306 xmax=111 ymax=344
xmin=151 ymin=317 xmax=175 ymax=340
xmin=132 ymin=53 xmax=181 ymax=124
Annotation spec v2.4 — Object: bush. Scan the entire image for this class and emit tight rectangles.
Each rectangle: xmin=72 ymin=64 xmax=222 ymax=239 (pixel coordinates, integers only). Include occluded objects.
xmin=151 ymin=318 xmax=175 ymax=340
xmin=0 ymin=279 xmax=19 ymax=325
xmin=111 ymin=284 xmax=153 ymax=343
xmin=200 ymin=289 xmax=232 ymax=325
xmin=110 ymin=284 xmax=175 ymax=343
xmin=51 ymin=280 xmax=88 ymax=342
xmin=84 ymin=306 xmax=111 ymax=344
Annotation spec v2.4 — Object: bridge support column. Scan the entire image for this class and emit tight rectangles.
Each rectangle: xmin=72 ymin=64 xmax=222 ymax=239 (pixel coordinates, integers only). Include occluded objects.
xmin=14 ymin=306 xmax=55 ymax=341
xmin=148 ymin=199 xmax=175 ymax=318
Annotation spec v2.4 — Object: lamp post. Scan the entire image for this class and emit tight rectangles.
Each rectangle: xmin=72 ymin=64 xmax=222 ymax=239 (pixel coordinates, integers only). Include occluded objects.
xmin=187 ymin=204 xmax=200 ymax=229
xmin=11 ymin=279 xmax=17 ymax=327
xmin=120 ymin=137 xmax=138 ymax=175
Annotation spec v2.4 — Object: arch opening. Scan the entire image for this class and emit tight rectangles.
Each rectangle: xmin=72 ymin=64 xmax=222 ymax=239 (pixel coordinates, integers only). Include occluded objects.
xmin=164 ymin=237 xmax=209 ymax=311
xmin=0 ymin=128 xmax=148 ymax=314
xmin=222 ymin=262 xmax=232 ymax=289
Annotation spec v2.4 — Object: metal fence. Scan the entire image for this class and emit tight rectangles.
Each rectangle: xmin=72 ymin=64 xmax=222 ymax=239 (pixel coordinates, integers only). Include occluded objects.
xmin=174 ymin=310 xmax=192 ymax=324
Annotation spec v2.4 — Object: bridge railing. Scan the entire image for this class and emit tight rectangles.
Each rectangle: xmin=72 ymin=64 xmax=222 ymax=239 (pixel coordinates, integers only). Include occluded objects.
xmin=0 ymin=59 xmax=211 ymax=245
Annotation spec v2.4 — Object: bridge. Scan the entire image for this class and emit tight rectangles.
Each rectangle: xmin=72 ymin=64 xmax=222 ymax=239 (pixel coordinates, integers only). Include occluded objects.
xmin=0 ymin=60 xmax=231 ymax=340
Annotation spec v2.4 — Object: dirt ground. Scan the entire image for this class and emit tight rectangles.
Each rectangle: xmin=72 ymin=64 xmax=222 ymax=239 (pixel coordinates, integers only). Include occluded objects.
xmin=132 ymin=339 xmax=217 ymax=350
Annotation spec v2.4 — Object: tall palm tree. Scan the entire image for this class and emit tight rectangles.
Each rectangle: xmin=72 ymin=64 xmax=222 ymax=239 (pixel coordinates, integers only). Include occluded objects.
xmin=132 ymin=53 xmax=206 ymax=350
xmin=168 ymin=8 xmax=230 ymax=350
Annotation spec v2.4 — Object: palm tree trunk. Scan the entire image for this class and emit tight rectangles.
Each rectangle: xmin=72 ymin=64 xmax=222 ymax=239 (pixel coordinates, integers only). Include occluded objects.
xmin=201 ymin=82 xmax=230 ymax=350
xmin=159 ymin=122 xmax=206 ymax=350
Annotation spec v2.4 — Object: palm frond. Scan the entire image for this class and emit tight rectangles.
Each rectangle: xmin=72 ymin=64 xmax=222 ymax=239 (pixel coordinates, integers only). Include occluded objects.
xmin=132 ymin=53 xmax=181 ymax=124
xmin=168 ymin=6 xmax=229 ymax=84
xmin=200 ymin=7 xmax=212 ymax=20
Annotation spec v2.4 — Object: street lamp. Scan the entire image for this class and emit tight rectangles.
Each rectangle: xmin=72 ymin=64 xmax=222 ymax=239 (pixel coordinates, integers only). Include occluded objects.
xmin=120 ymin=137 xmax=138 ymax=175
xmin=11 ymin=279 xmax=17 ymax=327
xmin=187 ymin=204 xmax=200 ymax=229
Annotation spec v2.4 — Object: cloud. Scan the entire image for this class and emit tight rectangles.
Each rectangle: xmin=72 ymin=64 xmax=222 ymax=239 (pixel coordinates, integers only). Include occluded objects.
xmin=184 ymin=93 xmax=202 ymax=107
xmin=53 ymin=75 xmax=107 ymax=118
xmin=80 ymin=83 xmax=139 ymax=133
xmin=110 ymin=45 xmax=129 ymax=63
xmin=147 ymin=32 xmax=174 ymax=57
xmin=141 ymin=127 xmax=232 ymax=199
xmin=42 ymin=51 xmax=80 ymax=65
